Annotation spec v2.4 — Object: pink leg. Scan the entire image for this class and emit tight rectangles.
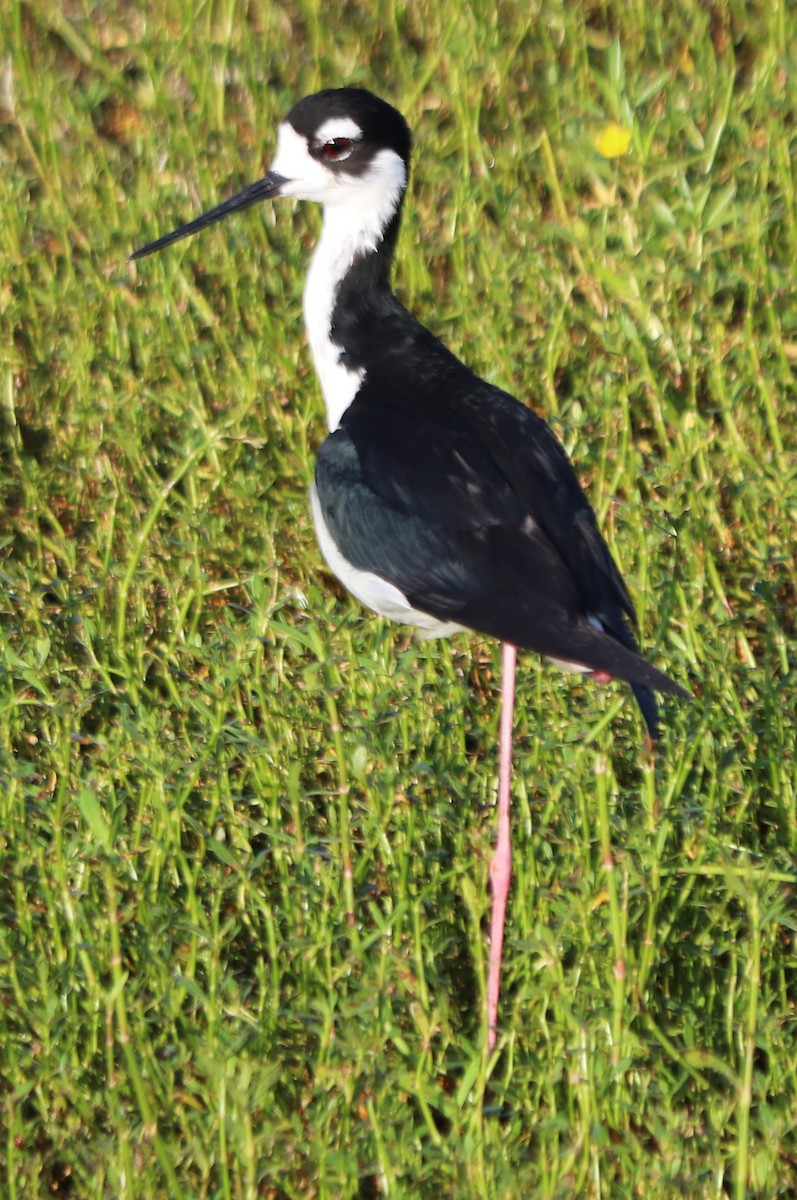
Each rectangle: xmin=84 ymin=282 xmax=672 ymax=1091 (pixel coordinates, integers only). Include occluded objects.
xmin=487 ymin=640 xmax=516 ymax=1056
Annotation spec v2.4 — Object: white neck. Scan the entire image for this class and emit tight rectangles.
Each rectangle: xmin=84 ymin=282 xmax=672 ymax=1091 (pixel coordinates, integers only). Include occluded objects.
xmin=301 ymin=149 xmax=406 ymax=430
xmin=303 ymin=208 xmax=368 ymax=431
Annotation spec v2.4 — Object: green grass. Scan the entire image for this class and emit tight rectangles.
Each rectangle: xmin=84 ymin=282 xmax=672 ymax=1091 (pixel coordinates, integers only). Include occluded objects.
xmin=1 ymin=1 xmax=796 ymax=1196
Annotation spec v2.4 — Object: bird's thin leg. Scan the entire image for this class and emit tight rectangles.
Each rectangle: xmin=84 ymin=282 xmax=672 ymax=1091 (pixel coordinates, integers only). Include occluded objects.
xmin=487 ymin=640 xmax=516 ymax=1057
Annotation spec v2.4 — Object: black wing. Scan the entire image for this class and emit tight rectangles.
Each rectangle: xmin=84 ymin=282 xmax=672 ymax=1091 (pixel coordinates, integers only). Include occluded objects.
xmin=315 ymin=370 xmax=686 ymax=736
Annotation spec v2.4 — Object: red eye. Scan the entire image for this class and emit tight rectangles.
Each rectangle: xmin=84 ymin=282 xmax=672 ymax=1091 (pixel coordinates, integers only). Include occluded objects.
xmin=321 ymin=137 xmax=354 ymax=162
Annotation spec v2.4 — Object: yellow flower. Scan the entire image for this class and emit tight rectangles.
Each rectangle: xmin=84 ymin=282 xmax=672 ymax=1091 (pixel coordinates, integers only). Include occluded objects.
xmin=595 ymin=122 xmax=632 ymax=159
xmin=678 ymin=44 xmax=695 ymax=76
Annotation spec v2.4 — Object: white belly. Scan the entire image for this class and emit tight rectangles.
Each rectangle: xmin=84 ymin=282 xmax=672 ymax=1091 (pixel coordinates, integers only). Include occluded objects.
xmin=310 ymin=485 xmax=465 ymax=638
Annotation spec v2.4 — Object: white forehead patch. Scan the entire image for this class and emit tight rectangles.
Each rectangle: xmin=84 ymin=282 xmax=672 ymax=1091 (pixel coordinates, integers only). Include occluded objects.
xmin=270 ymin=123 xmax=317 ymax=184
xmin=315 ymin=115 xmax=363 ymax=143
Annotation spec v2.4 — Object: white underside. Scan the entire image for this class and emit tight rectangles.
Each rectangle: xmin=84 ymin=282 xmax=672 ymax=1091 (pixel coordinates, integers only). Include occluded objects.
xmin=547 ymin=613 xmax=605 ymax=674
xmin=310 ymin=485 xmax=466 ymax=637
xmin=547 ymin=656 xmax=592 ymax=675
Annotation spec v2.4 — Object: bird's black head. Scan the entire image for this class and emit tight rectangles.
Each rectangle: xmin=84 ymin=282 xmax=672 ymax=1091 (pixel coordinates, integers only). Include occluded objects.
xmin=284 ymin=88 xmax=412 ymax=179
xmin=131 ymin=87 xmax=412 ymax=260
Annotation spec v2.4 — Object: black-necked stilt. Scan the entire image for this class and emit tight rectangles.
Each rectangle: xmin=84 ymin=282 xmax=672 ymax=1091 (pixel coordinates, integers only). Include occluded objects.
xmin=133 ymin=87 xmax=689 ymax=1056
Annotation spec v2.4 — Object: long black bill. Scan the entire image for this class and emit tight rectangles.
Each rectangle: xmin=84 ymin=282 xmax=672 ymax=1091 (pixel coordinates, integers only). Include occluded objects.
xmin=130 ymin=171 xmax=287 ymax=261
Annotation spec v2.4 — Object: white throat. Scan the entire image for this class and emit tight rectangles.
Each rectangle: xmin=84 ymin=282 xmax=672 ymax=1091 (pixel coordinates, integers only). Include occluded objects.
xmin=301 ymin=149 xmax=407 ymax=430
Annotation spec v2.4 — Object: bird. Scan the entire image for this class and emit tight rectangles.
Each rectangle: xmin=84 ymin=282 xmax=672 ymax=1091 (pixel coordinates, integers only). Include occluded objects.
xmin=132 ymin=87 xmax=689 ymax=1057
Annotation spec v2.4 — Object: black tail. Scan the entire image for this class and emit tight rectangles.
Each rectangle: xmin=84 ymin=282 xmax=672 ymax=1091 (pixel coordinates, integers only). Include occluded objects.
xmin=525 ymin=614 xmax=690 ymax=743
xmin=631 ymin=683 xmax=662 ymax=741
